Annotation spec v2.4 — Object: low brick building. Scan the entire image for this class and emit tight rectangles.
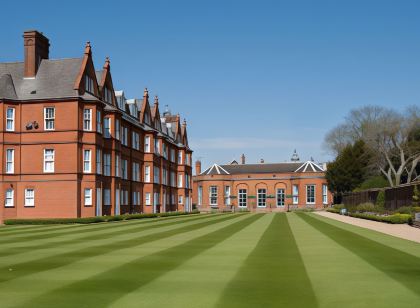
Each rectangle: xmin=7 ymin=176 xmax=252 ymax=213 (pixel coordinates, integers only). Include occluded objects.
xmin=193 ymin=153 xmax=332 ymax=212
xmin=0 ymin=30 xmax=192 ymax=222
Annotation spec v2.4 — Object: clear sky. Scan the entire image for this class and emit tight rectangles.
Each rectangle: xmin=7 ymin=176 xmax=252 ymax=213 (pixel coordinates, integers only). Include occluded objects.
xmin=2 ymin=0 xmax=420 ymax=169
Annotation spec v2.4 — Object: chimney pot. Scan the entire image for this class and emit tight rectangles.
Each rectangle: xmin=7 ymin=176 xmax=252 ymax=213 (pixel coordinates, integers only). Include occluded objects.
xmin=195 ymin=160 xmax=202 ymax=175
xmin=241 ymin=154 xmax=246 ymax=165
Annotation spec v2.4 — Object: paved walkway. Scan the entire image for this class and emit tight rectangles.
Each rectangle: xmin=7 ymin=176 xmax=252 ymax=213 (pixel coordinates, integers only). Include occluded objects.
xmin=315 ymin=211 xmax=420 ymax=244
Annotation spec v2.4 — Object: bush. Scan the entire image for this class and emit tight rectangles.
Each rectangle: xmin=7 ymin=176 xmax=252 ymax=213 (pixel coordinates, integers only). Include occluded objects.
xmin=375 ymin=190 xmax=385 ymax=208
xmin=356 ymin=202 xmax=376 ymax=213
xmin=348 ymin=212 xmax=412 ymax=224
xmin=395 ymin=206 xmax=414 ymax=215
xmin=3 ymin=210 xmax=200 ymax=225
xmin=333 ymin=204 xmax=345 ymax=210
xmin=327 ymin=208 xmax=341 ymax=214
xmin=413 ymin=185 xmax=420 ymax=207
xmin=354 ymin=176 xmax=389 ymax=191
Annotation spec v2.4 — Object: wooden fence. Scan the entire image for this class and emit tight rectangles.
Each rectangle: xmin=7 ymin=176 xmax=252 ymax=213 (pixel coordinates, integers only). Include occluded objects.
xmin=342 ymin=181 xmax=420 ymax=210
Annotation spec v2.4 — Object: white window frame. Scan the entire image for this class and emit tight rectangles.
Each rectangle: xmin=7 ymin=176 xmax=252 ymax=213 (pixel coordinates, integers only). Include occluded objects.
xmin=209 ymin=186 xmax=218 ymax=206
xmin=5 ymin=188 xmax=14 ymax=207
xmin=198 ymin=186 xmax=203 ymax=206
xmin=83 ymin=109 xmax=92 ymax=131
xmin=145 ymin=192 xmax=151 ymax=205
xmin=44 ymin=107 xmax=55 ymax=131
xmin=132 ymin=131 xmax=140 ymax=150
xmin=323 ymin=184 xmax=328 ymax=204
xmin=178 ymin=151 xmax=183 ymax=164
xmin=145 ymin=165 xmax=151 ymax=183
xmin=115 ymin=154 xmax=120 ymax=177
xmin=133 ymin=162 xmax=140 ymax=182
xmin=122 ymin=159 xmax=128 ymax=180
xmin=238 ymin=189 xmax=247 ymax=208
xmin=144 ymin=136 xmax=151 ymax=153
xmin=276 ymin=188 xmax=285 ymax=207
xmin=292 ymin=185 xmax=299 ymax=205
xmin=96 ymin=149 xmax=102 ymax=174
xmin=24 ymin=188 xmax=35 ymax=207
xmin=115 ymin=119 xmax=120 ymax=140
xmin=104 ymin=189 xmax=111 ymax=206
xmin=97 ymin=110 xmax=102 ymax=133
xmin=85 ymin=75 xmax=94 ymax=93
xmin=104 ymin=117 xmax=111 ymax=138
xmin=6 ymin=107 xmax=15 ymax=131
xmin=83 ymin=149 xmax=91 ymax=173
xmin=5 ymin=149 xmax=14 ymax=174
xmin=224 ymin=186 xmax=231 ymax=205
xmin=154 ymin=166 xmax=160 ymax=184
xmin=257 ymin=188 xmax=267 ymax=208
xmin=43 ymin=149 xmax=55 ymax=173
xmin=306 ymin=185 xmax=316 ymax=204
xmin=178 ymin=195 xmax=183 ymax=205
xmin=84 ymin=188 xmax=92 ymax=206
xmin=178 ymin=173 xmax=183 ymax=188
xmin=103 ymin=153 xmax=111 ymax=176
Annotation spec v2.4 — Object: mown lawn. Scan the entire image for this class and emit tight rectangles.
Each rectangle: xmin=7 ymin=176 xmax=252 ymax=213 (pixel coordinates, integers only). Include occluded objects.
xmin=0 ymin=212 xmax=419 ymax=307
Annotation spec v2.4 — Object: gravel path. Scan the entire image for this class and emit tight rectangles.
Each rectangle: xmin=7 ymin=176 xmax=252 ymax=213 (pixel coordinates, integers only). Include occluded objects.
xmin=315 ymin=211 xmax=420 ymax=244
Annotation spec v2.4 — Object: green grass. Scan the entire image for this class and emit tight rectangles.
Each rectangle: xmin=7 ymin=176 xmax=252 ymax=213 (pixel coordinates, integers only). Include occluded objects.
xmin=0 ymin=212 xmax=419 ymax=307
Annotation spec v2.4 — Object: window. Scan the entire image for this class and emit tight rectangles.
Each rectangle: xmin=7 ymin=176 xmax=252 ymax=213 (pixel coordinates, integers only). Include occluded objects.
xmin=96 ymin=188 xmax=102 ymax=216
xmin=44 ymin=107 xmax=55 ymax=130
xmin=154 ymin=192 xmax=160 ymax=207
xmin=96 ymin=149 xmax=102 ymax=174
xmin=198 ymin=186 xmax=203 ymax=206
xmin=115 ymin=119 xmax=120 ymax=140
xmin=84 ymin=188 xmax=92 ymax=206
xmin=83 ymin=109 xmax=92 ymax=131
xmin=133 ymin=191 xmax=141 ymax=205
xmin=115 ymin=155 xmax=120 ymax=177
xmin=104 ymin=87 xmax=113 ymax=104
xmin=186 ymin=153 xmax=191 ymax=166
xmin=121 ymin=190 xmax=129 ymax=205
xmin=145 ymin=165 xmax=151 ymax=182
xmin=6 ymin=108 xmax=15 ymax=131
xmin=224 ymin=186 xmax=231 ymax=205
xmin=178 ymin=173 xmax=183 ymax=188
xmin=238 ymin=189 xmax=247 ymax=207
xmin=209 ymin=186 xmax=218 ymax=206
xmin=5 ymin=149 xmax=14 ymax=174
xmin=144 ymin=136 xmax=150 ymax=152
xmin=162 ymin=143 xmax=168 ymax=159
xmin=83 ymin=150 xmax=91 ymax=173
xmin=104 ymin=118 xmax=111 ymax=138
xmin=178 ymin=151 xmax=183 ymax=164
xmin=306 ymin=185 xmax=315 ymax=204
xmin=277 ymin=188 xmax=285 ymax=207
xmin=178 ymin=195 xmax=183 ymax=204
xmin=145 ymin=193 xmax=151 ymax=205
xmin=292 ymin=185 xmax=299 ymax=204
xmin=97 ymin=110 xmax=102 ymax=133
xmin=170 ymin=171 xmax=176 ymax=187
xmin=154 ymin=166 xmax=160 ymax=184
xmin=121 ymin=126 xmax=128 ymax=146
xmin=104 ymin=189 xmax=111 ymax=205
xmin=185 ymin=174 xmax=190 ymax=189
xmin=132 ymin=132 xmax=140 ymax=150
xmin=85 ymin=75 xmax=94 ymax=93
xmin=5 ymin=189 xmax=14 ymax=207
xmin=323 ymin=184 xmax=328 ymax=204
xmin=44 ymin=149 xmax=54 ymax=173
xmin=103 ymin=153 xmax=111 ymax=176
xmin=24 ymin=188 xmax=35 ymax=207
xmin=122 ymin=159 xmax=128 ymax=179
xmin=132 ymin=162 xmax=140 ymax=182
xmin=162 ymin=169 xmax=168 ymax=185
xmin=257 ymin=189 xmax=266 ymax=207
xmin=154 ymin=139 xmax=160 ymax=155
xmin=170 ymin=149 xmax=175 ymax=162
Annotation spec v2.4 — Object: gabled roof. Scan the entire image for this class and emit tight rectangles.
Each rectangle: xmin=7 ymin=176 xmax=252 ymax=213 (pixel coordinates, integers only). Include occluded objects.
xmin=201 ymin=164 xmax=230 ymax=175
xmin=294 ymin=161 xmax=324 ymax=172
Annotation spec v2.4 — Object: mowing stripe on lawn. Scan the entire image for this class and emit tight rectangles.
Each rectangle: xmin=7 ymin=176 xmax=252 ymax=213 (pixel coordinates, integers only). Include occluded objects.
xmin=0 ymin=213 xmax=243 ymax=284
xmin=289 ymin=213 xmax=420 ymax=307
xmin=110 ymin=214 xmax=274 ymax=308
xmin=0 ymin=214 xmax=218 ymax=258
xmin=297 ymin=213 xmax=420 ymax=297
xmin=0 ymin=225 xmax=78 ymax=235
xmin=215 ymin=213 xmax=318 ymax=308
xmin=0 ymin=213 xmax=208 ymax=244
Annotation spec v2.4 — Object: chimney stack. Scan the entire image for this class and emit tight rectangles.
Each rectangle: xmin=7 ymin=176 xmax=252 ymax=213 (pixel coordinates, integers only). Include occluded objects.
xmin=195 ymin=160 xmax=202 ymax=175
xmin=241 ymin=154 xmax=246 ymax=165
xmin=260 ymin=158 xmax=265 ymax=164
xmin=23 ymin=30 xmax=50 ymax=78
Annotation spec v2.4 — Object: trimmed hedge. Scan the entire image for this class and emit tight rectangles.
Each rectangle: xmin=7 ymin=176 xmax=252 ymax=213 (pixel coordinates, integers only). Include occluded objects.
xmin=4 ymin=210 xmax=200 ymax=225
xmin=326 ymin=208 xmax=341 ymax=214
xmin=348 ymin=212 xmax=412 ymax=224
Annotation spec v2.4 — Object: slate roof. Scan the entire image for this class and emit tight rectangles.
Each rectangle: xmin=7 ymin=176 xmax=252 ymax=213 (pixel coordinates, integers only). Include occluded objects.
xmin=0 ymin=58 xmax=96 ymax=101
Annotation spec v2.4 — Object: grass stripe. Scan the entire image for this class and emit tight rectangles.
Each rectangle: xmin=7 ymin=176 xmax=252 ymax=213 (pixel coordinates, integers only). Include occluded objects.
xmin=216 ymin=213 xmax=318 ymax=308
xmin=0 ymin=214 xmax=208 ymax=244
xmin=0 ymin=214 xmax=216 ymax=258
xmin=111 ymin=214 xmax=275 ymax=307
xmin=289 ymin=213 xmax=420 ymax=307
xmin=22 ymin=214 xmax=263 ymax=307
xmin=297 ymin=213 xmax=420 ymax=297
xmin=0 ymin=213 xmax=242 ymax=284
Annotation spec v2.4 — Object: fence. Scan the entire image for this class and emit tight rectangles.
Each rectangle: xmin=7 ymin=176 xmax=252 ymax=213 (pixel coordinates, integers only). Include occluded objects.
xmin=342 ymin=181 xmax=420 ymax=210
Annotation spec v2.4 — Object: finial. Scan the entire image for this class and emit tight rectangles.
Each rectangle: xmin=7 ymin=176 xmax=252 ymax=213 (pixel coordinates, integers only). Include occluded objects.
xmin=154 ymin=95 xmax=159 ymax=105
xmin=182 ymin=118 xmax=187 ymax=126
xmin=143 ymin=88 xmax=149 ymax=97
xmin=84 ymin=41 xmax=91 ymax=54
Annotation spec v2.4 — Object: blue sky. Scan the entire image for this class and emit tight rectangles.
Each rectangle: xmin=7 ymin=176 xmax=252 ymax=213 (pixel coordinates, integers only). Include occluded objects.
xmin=2 ymin=0 xmax=420 ymax=169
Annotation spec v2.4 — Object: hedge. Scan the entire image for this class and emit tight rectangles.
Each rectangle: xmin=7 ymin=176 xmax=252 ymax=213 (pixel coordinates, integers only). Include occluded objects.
xmin=4 ymin=210 xmax=200 ymax=225
xmin=348 ymin=212 xmax=412 ymax=224
xmin=326 ymin=208 xmax=341 ymax=214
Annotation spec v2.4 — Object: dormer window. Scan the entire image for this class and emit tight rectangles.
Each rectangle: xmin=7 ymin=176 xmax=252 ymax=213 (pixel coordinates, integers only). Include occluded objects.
xmin=117 ymin=96 xmax=124 ymax=110
xmin=85 ymin=75 xmax=94 ymax=94
xmin=144 ymin=112 xmax=151 ymax=125
xmin=104 ymin=87 xmax=113 ymax=104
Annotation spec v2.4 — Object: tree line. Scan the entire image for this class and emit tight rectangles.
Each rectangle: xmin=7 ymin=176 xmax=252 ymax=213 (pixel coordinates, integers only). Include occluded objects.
xmin=325 ymin=105 xmax=420 ymax=195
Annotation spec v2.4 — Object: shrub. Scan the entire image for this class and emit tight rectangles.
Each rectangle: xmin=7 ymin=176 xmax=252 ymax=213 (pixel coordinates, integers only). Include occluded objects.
xmin=356 ymin=202 xmax=376 ymax=213
xmin=395 ymin=206 xmax=414 ymax=215
xmin=348 ymin=212 xmax=412 ymax=224
xmin=354 ymin=176 xmax=389 ymax=191
xmin=413 ymin=185 xmax=420 ymax=207
xmin=333 ymin=204 xmax=345 ymax=210
xmin=3 ymin=210 xmax=200 ymax=225
xmin=327 ymin=208 xmax=341 ymax=214
xmin=375 ymin=190 xmax=385 ymax=208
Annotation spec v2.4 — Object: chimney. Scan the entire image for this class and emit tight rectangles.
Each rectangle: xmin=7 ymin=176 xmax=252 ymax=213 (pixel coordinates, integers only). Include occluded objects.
xmin=260 ymin=158 xmax=265 ymax=164
xmin=23 ymin=30 xmax=50 ymax=78
xmin=195 ymin=160 xmax=202 ymax=175
xmin=241 ymin=154 xmax=246 ymax=165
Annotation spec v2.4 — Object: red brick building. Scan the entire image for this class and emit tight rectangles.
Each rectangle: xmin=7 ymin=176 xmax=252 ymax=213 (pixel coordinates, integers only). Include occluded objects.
xmin=0 ymin=30 xmax=192 ymax=222
xmin=193 ymin=152 xmax=332 ymax=212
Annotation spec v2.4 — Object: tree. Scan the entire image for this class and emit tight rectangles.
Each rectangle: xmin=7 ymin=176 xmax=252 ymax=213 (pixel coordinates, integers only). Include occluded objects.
xmin=325 ymin=105 xmax=420 ymax=187
xmin=325 ymin=140 xmax=372 ymax=194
